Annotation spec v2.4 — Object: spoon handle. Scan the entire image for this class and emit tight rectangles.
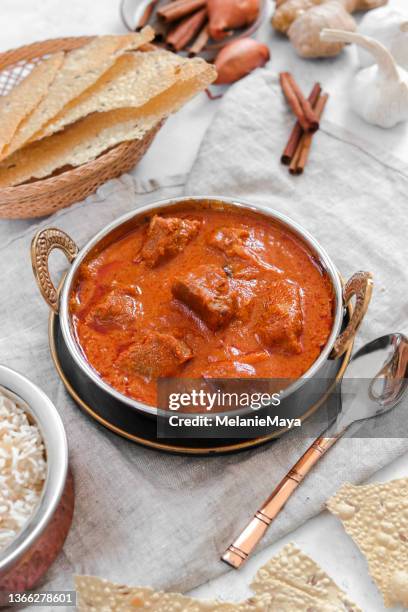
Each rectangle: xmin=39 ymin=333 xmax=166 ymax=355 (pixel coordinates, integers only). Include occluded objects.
xmin=221 ymin=435 xmax=339 ymax=569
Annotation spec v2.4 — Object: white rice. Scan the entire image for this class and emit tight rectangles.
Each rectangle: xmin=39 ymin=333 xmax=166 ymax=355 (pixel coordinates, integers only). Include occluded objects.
xmin=0 ymin=390 xmax=46 ymax=553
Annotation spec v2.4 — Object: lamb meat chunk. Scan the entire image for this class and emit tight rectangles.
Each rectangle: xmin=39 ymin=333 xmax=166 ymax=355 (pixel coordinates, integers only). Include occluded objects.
xmin=87 ymin=290 xmax=140 ymax=330
xmin=251 ymin=280 xmax=303 ymax=354
xmin=208 ymin=226 xmax=251 ymax=259
xmin=118 ymin=331 xmax=193 ymax=379
xmin=209 ymin=226 xmax=279 ymax=272
xmin=172 ymin=264 xmax=238 ymax=330
xmin=141 ymin=215 xmax=200 ymax=267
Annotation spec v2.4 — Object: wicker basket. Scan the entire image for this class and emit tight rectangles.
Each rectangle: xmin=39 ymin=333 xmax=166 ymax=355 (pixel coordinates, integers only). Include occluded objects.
xmin=0 ymin=37 xmax=161 ymax=219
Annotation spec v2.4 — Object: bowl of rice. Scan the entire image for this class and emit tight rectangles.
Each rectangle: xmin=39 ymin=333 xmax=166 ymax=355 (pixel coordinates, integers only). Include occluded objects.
xmin=0 ymin=365 xmax=74 ymax=592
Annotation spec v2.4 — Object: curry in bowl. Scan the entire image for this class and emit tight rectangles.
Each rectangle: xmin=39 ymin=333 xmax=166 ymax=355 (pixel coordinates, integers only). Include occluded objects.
xmin=69 ymin=207 xmax=335 ymax=406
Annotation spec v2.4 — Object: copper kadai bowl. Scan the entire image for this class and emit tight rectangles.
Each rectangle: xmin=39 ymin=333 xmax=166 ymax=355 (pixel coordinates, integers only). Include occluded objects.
xmin=0 ymin=367 xmax=74 ymax=592
xmin=31 ymin=196 xmax=373 ymax=427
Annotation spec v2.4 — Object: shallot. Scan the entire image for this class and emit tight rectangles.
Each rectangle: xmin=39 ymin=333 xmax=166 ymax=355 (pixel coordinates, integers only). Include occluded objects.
xmin=214 ymin=38 xmax=270 ymax=85
xmin=208 ymin=0 xmax=260 ymax=41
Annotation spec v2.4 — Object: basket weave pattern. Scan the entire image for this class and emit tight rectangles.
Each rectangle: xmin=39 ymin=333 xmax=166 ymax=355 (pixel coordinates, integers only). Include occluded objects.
xmin=0 ymin=38 xmax=160 ymax=219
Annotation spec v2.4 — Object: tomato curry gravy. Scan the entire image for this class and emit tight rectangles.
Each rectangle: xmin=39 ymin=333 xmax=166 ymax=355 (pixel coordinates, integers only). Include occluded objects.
xmin=70 ymin=206 xmax=335 ymax=406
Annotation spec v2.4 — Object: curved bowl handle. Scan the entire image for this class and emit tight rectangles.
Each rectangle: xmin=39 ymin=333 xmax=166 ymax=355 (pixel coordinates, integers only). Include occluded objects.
xmin=330 ymin=271 xmax=373 ymax=360
xmin=31 ymin=228 xmax=79 ymax=314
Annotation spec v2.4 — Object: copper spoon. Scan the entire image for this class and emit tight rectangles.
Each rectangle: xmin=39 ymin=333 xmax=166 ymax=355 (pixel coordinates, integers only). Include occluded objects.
xmin=222 ymin=333 xmax=408 ymax=569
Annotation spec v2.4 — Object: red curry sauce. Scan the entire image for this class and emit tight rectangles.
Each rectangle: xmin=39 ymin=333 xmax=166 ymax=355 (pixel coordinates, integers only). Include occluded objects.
xmin=69 ymin=207 xmax=335 ymax=406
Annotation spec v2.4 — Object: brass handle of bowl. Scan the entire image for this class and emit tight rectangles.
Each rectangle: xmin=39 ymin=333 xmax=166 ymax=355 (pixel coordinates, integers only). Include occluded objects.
xmin=31 ymin=228 xmax=79 ymax=314
xmin=330 ymin=271 xmax=373 ymax=360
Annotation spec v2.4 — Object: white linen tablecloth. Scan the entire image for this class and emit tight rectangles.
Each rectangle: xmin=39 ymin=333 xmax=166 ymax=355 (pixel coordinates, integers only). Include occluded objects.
xmin=0 ymin=69 xmax=407 ymax=599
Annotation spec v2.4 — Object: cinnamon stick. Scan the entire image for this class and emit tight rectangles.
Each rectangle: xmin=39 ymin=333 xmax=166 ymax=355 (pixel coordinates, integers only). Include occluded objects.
xmin=135 ymin=0 xmax=158 ymax=30
xmin=279 ymin=72 xmax=319 ymax=133
xmin=166 ymin=8 xmax=208 ymax=51
xmin=281 ymin=83 xmax=321 ymax=165
xmin=158 ymin=0 xmax=207 ymax=22
xmin=285 ymin=72 xmax=320 ymax=132
xmin=188 ymin=24 xmax=209 ymax=55
xmin=289 ymin=132 xmax=306 ymax=175
xmin=290 ymin=93 xmax=329 ymax=175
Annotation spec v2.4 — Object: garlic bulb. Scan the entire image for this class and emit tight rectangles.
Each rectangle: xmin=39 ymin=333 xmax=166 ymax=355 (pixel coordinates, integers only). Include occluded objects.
xmin=321 ymin=29 xmax=408 ymax=128
xmin=358 ymin=6 xmax=408 ymax=70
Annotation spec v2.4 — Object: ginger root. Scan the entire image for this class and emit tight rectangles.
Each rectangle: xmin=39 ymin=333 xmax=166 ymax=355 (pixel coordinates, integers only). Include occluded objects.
xmin=273 ymin=0 xmax=326 ymax=34
xmin=272 ymin=0 xmax=388 ymax=57
xmin=289 ymin=1 xmax=357 ymax=57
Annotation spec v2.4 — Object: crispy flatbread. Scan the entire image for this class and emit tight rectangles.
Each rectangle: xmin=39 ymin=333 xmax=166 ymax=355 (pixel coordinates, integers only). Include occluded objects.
xmin=75 ymin=543 xmax=360 ymax=611
xmin=0 ymin=52 xmax=64 ymax=156
xmin=75 ymin=576 xmax=248 ymax=611
xmin=1 ymin=28 xmax=154 ymax=161
xmin=0 ymin=109 xmax=158 ymax=188
xmin=0 ymin=58 xmax=216 ymax=187
xmin=327 ymin=478 xmax=408 ymax=609
xmin=251 ymin=542 xmax=361 ymax=611
xmin=36 ymin=49 xmax=187 ymax=139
